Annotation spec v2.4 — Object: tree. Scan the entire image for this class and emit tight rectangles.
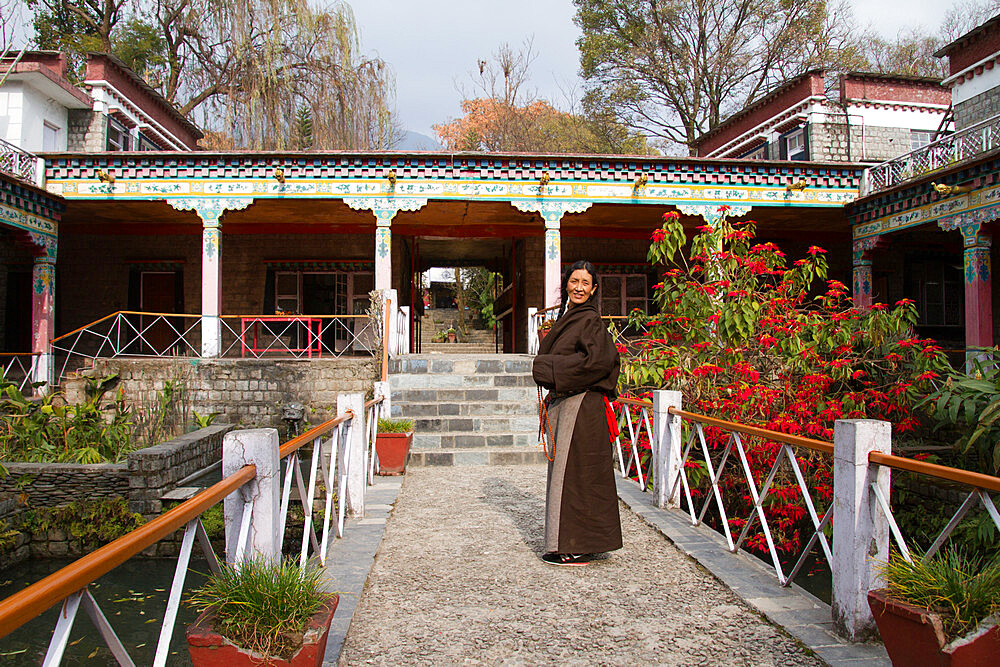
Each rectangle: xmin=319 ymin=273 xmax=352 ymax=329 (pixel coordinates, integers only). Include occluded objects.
xmin=864 ymin=31 xmax=945 ymax=78
xmin=574 ymin=0 xmax=857 ymax=154
xmin=434 ymin=41 xmax=650 ymax=154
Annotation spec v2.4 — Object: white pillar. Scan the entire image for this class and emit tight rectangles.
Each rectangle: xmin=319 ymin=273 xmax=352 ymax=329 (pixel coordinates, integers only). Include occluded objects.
xmin=382 ymin=288 xmax=398 ymax=356
xmin=222 ymin=428 xmax=281 ymax=565
xmin=652 ymin=390 xmax=683 ymax=509
xmin=831 ymin=419 xmax=891 ymax=641
xmin=527 ymin=307 xmax=539 ymax=354
xmin=543 ymin=214 xmax=561 ymax=309
xmin=338 ymin=393 xmax=367 ymax=517
xmin=375 ymin=211 xmax=392 ymax=292
xmin=374 ymin=380 xmax=391 ymax=421
xmin=200 ymin=213 xmax=222 ymax=357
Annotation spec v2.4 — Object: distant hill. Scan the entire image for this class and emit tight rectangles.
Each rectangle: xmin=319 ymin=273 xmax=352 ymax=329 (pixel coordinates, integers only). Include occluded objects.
xmin=394 ymin=130 xmax=443 ymax=151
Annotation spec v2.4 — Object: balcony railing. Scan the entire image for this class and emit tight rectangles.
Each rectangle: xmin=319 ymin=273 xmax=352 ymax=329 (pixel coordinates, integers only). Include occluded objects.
xmin=862 ymin=113 xmax=1000 ymax=197
xmin=0 ymin=137 xmax=42 ymax=186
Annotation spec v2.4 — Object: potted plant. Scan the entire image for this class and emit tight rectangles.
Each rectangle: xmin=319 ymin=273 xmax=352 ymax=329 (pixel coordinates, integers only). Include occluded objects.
xmin=186 ymin=557 xmax=338 ymax=666
xmin=431 ymin=330 xmax=448 ymax=343
xmin=375 ymin=418 xmax=414 ymax=475
xmin=867 ymin=547 xmax=1000 ymax=666
xmin=446 ymin=327 xmax=457 ymax=343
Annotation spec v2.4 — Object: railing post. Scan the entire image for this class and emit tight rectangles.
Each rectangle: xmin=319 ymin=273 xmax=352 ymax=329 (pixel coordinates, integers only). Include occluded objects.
xmin=338 ymin=393 xmax=367 ymax=517
xmin=831 ymin=419 xmax=891 ymax=641
xmin=527 ymin=307 xmax=538 ymax=354
xmin=374 ymin=380 xmax=391 ymax=421
xmin=222 ymin=428 xmax=281 ymax=565
xmin=652 ymin=390 xmax=683 ymax=509
xmin=382 ymin=288 xmax=398 ymax=356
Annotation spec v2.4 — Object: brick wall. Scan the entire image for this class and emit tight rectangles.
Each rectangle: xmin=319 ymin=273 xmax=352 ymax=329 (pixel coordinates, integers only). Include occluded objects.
xmin=955 ymin=87 xmax=1000 ymax=130
xmin=84 ymin=357 xmax=377 ymax=429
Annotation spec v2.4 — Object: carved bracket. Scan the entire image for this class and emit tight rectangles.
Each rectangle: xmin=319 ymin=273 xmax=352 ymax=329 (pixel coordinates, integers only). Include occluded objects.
xmin=167 ymin=197 xmax=255 ymax=227
xmin=852 ymin=235 xmax=885 ymax=265
xmin=510 ymin=200 xmax=593 ymax=228
xmin=939 ymin=203 xmax=1000 ymax=247
xmin=344 ymin=196 xmax=429 ymax=225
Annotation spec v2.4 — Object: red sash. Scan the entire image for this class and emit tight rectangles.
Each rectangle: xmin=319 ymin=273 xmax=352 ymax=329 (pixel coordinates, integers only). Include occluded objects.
xmin=603 ymin=396 xmax=620 ymax=441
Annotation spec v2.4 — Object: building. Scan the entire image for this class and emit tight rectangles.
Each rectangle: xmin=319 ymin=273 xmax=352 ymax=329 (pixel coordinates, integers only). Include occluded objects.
xmin=694 ymin=70 xmax=951 ymax=164
xmin=0 ymin=51 xmax=202 ymax=155
xmin=848 ymin=14 xmax=1000 ymax=355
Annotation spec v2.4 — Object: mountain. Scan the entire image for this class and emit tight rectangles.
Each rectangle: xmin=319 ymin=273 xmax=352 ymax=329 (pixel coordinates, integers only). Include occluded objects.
xmin=394 ymin=130 xmax=443 ymax=151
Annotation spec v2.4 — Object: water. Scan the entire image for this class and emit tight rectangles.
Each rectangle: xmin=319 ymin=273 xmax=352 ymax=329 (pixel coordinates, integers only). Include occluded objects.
xmin=0 ymin=558 xmax=209 ymax=665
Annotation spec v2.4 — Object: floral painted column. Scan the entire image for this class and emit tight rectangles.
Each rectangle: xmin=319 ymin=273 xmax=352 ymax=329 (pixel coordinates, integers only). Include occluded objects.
xmin=168 ymin=198 xmax=253 ymax=357
xmin=344 ymin=197 xmax=429 ymax=292
xmin=511 ymin=200 xmax=593 ymax=309
xmin=851 ymin=236 xmax=882 ymax=309
xmin=964 ymin=237 xmax=992 ymax=350
xmin=31 ymin=256 xmax=55 ymax=387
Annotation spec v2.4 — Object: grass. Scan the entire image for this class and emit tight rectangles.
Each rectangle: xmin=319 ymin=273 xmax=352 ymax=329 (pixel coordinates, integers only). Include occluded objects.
xmin=377 ymin=418 xmax=413 ymax=433
xmin=878 ymin=546 xmax=1000 ymax=641
xmin=188 ymin=557 xmax=331 ymax=659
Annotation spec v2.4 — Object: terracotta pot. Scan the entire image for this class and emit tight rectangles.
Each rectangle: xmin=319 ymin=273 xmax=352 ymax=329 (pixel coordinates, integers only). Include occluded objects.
xmin=187 ymin=596 xmax=338 ymax=667
xmin=867 ymin=588 xmax=1000 ymax=666
xmin=538 ymin=327 xmax=550 ymax=340
xmin=375 ymin=431 xmax=413 ymax=474
xmin=447 ymin=332 xmax=456 ymax=342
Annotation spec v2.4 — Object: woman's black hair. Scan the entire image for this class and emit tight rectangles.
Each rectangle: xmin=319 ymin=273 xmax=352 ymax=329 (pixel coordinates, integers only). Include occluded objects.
xmin=559 ymin=260 xmax=600 ymax=317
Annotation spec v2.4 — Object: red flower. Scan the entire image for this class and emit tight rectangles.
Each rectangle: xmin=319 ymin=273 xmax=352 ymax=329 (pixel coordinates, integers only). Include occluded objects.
xmin=717 ymin=205 xmax=731 ymax=214
xmin=651 ymin=228 xmax=666 ymax=242
xmin=662 ymin=211 xmax=680 ymax=222
xmin=807 ymin=246 xmax=827 ymax=256
xmin=692 ymin=364 xmax=723 ymax=377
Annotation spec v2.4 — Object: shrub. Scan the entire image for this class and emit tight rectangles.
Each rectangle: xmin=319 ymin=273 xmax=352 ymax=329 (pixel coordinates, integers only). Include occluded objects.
xmin=377 ymin=418 xmax=413 ymax=433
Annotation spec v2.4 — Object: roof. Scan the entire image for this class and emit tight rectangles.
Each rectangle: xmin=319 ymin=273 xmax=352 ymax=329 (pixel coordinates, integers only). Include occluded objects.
xmin=842 ymin=71 xmax=945 ymax=87
xmin=85 ymin=52 xmax=203 ymax=141
xmin=935 ymin=13 xmax=1000 ymax=57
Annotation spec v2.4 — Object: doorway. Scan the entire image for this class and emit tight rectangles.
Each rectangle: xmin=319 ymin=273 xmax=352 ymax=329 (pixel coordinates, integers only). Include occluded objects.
xmin=3 ymin=269 xmax=31 ymax=352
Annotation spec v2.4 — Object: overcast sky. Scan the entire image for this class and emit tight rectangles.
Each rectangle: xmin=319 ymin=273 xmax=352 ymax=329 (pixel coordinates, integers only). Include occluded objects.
xmin=351 ymin=0 xmax=952 ymax=140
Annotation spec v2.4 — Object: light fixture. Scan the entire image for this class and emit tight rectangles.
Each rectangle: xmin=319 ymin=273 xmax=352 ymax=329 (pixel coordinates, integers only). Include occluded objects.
xmin=273 ymin=168 xmax=285 ymax=183
xmin=786 ymin=178 xmax=807 ymax=192
xmin=96 ymin=169 xmax=114 ymax=184
xmin=539 ymin=171 xmax=551 ymax=187
xmin=932 ymin=182 xmax=971 ymax=196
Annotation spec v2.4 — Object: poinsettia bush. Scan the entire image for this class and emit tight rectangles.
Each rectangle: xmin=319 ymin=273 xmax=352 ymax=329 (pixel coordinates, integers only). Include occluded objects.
xmin=616 ymin=208 xmax=949 ymax=557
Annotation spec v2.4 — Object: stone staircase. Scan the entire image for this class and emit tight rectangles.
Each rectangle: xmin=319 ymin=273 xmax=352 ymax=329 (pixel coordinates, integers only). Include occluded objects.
xmin=419 ymin=308 xmax=496 ymax=354
xmin=389 ymin=354 xmax=546 ymax=466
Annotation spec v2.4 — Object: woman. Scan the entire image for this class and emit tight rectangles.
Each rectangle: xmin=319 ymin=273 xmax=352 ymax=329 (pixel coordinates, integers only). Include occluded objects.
xmin=532 ymin=260 xmax=622 ymax=566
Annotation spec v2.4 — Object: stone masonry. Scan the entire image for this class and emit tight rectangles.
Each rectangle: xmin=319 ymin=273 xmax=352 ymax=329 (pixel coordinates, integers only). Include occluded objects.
xmin=85 ymin=357 xmax=376 ymax=429
xmin=810 ymin=121 xmax=915 ymax=163
xmin=955 ymin=87 xmax=1000 ymax=130
xmin=66 ymin=110 xmax=106 ymax=152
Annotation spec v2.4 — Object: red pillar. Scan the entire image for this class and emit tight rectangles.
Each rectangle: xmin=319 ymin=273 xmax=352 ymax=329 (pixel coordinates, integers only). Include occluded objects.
xmin=852 ymin=260 xmax=873 ymax=309
xmin=31 ymin=257 xmax=55 ymax=387
xmin=964 ymin=240 xmax=993 ymax=350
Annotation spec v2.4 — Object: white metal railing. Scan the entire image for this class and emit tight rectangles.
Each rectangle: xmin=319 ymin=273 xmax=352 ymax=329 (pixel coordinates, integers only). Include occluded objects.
xmin=393 ymin=306 xmax=411 ymax=355
xmin=528 ymin=308 xmax=646 ymax=355
xmin=0 ymin=353 xmax=39 ymax=396
xmin=612 ymin=389 xmax=1000 ymax=639
xmin=48 ymin=312 xmax=381 ymax=386
xmin=0 ymin=396 xmax=372 ymax=664
xmin=0 ymin=136 xmax=42 ymax=186
xmin=863 ymin=112 xmax=1000 ymax=196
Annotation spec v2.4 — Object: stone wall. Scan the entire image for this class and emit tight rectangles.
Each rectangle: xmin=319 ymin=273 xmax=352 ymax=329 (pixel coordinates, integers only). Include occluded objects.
xmin=83 ymin=357 xmax=377 ymax=429
xmin=128 ymin=423 xmax=233 ymax=515
xmin=0 ymin=461 xmax=129 ymax=508
xmin=810 ymin=121 xmax=913 ymax=163
xmin=66 ymin=110 xmax=106 ymax=152
xmin=955 ymin=87 xmax=1000 ymax=130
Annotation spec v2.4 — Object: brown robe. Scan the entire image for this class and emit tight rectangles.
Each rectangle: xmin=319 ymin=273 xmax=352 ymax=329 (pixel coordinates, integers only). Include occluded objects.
xmin=532 ymin=297 xmax=622 ymax=555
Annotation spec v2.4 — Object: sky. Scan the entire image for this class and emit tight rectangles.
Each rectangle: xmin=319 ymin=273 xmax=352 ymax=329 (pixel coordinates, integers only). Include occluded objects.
xmin=350 ymin=0 xmax=951 ymax=141
xmin=8 ymin=0 xmax=961 ymax=141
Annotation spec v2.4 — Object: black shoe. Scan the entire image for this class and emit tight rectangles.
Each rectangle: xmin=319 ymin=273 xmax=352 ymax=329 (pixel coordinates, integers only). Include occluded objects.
xmin=541 ymin=552 xmax=591 ymax=567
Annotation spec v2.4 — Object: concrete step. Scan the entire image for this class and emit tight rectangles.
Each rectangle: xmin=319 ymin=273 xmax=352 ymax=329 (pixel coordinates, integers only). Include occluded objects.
xmin=408 ymin=447 xmax=548 ymax=467
xmin=391 ymin=388 xmax=536 ymax=408
xmin=412 ymin=431 xmax=537 ymax=450
xmin=420 ymin=343 xmax=495 ymax=353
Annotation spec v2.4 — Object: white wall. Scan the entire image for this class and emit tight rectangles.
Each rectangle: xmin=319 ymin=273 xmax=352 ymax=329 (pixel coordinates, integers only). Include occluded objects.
xmin=19 ymin=84 xmax=70 ymax=152
xmin=0 ymin=81 xmax=24 ymax=146
xmin=846 ymin=104 xmax=948 ymax=132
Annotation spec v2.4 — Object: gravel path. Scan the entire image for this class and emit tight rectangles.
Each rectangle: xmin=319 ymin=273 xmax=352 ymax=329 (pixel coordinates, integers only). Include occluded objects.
xmin=338 ymin=465 xmax=823 ymax=666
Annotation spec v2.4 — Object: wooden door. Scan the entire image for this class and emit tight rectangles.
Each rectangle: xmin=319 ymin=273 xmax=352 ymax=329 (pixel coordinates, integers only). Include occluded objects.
xmin=141 ymin=272 xmax=177 ymax=354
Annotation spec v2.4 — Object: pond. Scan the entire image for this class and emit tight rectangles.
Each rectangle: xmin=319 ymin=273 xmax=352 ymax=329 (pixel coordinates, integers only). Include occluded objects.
xmin=0 ymin=558 xmax=210 ymax=665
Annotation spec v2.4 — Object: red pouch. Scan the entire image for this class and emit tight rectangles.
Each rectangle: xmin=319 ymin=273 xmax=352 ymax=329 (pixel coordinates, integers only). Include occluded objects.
xmin=603 ymin=396 xmax=620 ymax=441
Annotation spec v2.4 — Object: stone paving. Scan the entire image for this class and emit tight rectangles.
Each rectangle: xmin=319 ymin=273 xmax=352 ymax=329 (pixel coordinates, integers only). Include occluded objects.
xmin=337 ymin=465 xmax=826 ymax=666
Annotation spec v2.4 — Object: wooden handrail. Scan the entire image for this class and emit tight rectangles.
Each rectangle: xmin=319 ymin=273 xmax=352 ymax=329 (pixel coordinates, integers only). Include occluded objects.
xmin=669 ymin=408 xmax=835 ymax=455
xmin=0 ymin=352 xmax=40 ymax=357
xmin=278 ymin=415 xmax=349 ymax=459
xmin=870 ymin=451 xmax=1000 ymax=493
xmin=0 ymin=464 xmax=257 ymax=639
xmin=364 ymin=396 xmax=384 ymax=410
xmin=49 ymin=311 xmax=125 ymax=345
xmin=534 ymin=304 xmax=559 ymax=314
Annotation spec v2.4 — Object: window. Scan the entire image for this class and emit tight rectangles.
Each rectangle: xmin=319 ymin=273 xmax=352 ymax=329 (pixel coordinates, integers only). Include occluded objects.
xmin=784 ymin=129 xmax=805 ymax=160
xmin=106 ymin=117 xmax=131 ymax=151
xmin=137 ymin=132 xmax=161 ymax=151
xmin=599 ymin=274 xmax=647 ymax=317
xmin=42 ymin=122 xmax=60 ymax=151
xmin=742 ymin=144 xmax=767 ymax=160
xmin=273 ymin=270 xmax=371 ymax=315
xmin=910 ymin=130 xmax=933 ymax=150
xmin=905 ymin=258 xmax=963 ymax=328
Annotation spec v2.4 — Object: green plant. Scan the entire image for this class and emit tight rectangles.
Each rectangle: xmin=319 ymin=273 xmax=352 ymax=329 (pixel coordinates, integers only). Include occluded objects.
xmin=21 ymin=497 xmax=145 ymax=546
xmin=0 ymin=519 xmax=20 ymax=552
xmin=188 ymin=557 xmax=330 ymax=659
xmin=431 ymin=330 xmax=449 ymax=343
xmin=878 ymin=547 xmax=1000 ymax=641
xmin=193 ymin=411 xmax=221 ymax=429
xmin=377 ymin=418 xmax=413 ymax=433
xmin=921 ymin=351 xmax=1000 ymax=474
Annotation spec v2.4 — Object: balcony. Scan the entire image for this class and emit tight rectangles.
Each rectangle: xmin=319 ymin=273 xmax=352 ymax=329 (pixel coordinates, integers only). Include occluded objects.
xmin=861 ymin=113 xmax=1000 ymax=197
xmin=0 ymin=137 xmax=43 ymax=187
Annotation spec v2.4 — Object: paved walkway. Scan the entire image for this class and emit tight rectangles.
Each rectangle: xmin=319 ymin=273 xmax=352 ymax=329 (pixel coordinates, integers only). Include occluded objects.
xmin=336 ymin=465 xmax=827 ymax=665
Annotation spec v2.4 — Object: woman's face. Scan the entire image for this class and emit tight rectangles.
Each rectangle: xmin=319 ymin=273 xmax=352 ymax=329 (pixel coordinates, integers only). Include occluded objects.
xmin=566 ymin=269 xmax=596 ymax=307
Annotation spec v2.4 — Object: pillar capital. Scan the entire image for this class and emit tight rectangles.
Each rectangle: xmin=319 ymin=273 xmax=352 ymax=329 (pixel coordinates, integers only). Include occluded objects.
xmin=344 ymin=196 xmax=429 ymax=225
xmin=675 ymin=203 xmax=751 ymax=223
xmin=939 ymin=217 xmax=992 ymax=248
xmin=852 ymin=235 xmax=884 ymax=266
xmin=167 ymin=197 xmax=254 ymax=227
xmin=511 ymin=199 xmax=592 ymax=227
xmin=27 ymin=231 xmax=58 ymax=262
